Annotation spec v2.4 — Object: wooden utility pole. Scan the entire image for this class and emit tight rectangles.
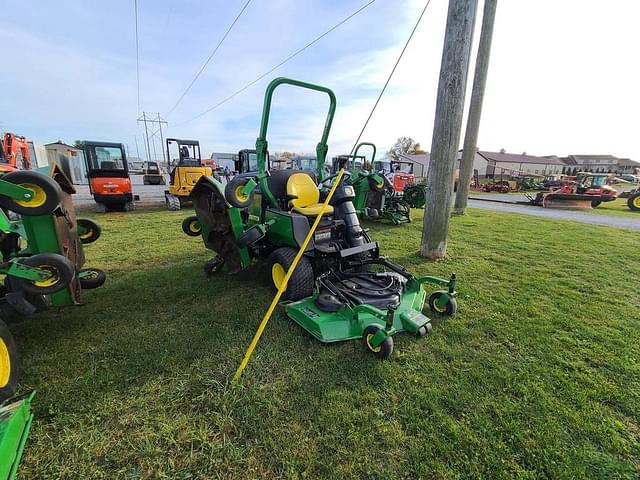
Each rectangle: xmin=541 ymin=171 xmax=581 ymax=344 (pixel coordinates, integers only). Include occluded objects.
xmin=454 ymin=0 xmax=498 ymax=215
xmin=421 ymin=0 xmax=478 ymax=259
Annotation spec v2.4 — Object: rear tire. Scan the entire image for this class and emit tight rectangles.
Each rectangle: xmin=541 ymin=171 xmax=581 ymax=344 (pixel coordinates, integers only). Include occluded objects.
xmin=166 ymin=195 xmax=181 ymax=211
xmin=266 ymin=247 xmax=313 ymax=301
xmin=95 ymin=203 xmax=107 ymax=213
xmin=0 ymin=171 xmax=63 ymax=216
xmin=628 ymin=192 xmax=640 ymax=212
xmin=591 ymin=200 xmax=601 ymax=208
xmin=0 ymin=320 xmax=20 ymax=401
xmin=123 ymin=201 xmax=135 ymax=212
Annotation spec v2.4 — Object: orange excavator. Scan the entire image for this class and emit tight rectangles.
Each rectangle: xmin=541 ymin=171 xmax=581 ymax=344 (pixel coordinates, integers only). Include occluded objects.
xmin=0 ymin=132 xmax=32 ymax=172
xmin=80 ymin=141 xmax=135 ymax=212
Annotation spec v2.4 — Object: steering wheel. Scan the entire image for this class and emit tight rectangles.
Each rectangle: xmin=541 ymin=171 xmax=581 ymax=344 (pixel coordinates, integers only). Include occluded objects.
xmin=320 ymin=170 xmax=351 ymax=188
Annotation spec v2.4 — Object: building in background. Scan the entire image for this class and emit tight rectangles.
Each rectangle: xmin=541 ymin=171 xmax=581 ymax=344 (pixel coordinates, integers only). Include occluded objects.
xmin=44 ymin=141 xmax=87 ymax=184
xmin=561 ymin=154 xmax=640 ymax=175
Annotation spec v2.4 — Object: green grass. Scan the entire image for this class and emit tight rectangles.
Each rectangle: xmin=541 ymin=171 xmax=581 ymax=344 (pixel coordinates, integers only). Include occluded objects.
xmin=10 ymin=208 xmax=640 ymax=479
xmin=589 ymin=198 xmax=638 ymax=217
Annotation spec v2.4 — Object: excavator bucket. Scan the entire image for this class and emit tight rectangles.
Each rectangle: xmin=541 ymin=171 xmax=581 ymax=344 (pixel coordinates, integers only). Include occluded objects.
xmin=191 ymin=176 xmax=251 ymax=273
xmin=542 ymin=193 xmax=595 ymax=209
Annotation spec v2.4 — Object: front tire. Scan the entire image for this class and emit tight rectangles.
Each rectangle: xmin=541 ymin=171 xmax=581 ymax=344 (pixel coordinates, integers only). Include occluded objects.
xmin=428 ymin=291 xmax=457 ymax=316
xmin=363 ymin=324 xmax=394 ymax=359
xmin=0 ymin=171 xmax=63 ymax=215
xmin=266 ymin=247 xmax=313 ymax=301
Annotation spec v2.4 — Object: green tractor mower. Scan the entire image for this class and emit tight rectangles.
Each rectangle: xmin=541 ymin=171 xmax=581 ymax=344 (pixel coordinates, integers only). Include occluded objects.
xmin=0 ymin=166 xmax=106 ymax=390
xmin=332 ymin=142 xmax=420 ymax=225
xmin=188 ymin=77 xmax=457 ymax=359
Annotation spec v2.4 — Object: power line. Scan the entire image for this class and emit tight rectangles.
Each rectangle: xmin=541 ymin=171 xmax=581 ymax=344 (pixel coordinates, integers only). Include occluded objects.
xmin=348 ymin=0 xmax=432 ymax=157
xmin=165 ymin=0 xmax=253 ymax=117
xmin=134 ymin=0 xmax=141 ymax=115
xmin=172 ymin=0 xmax=376 ymax=128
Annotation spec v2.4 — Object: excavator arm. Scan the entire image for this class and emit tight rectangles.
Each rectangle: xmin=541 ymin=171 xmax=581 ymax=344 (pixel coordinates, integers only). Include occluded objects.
xmin=1 ymin=133 xmax=32 ymax=171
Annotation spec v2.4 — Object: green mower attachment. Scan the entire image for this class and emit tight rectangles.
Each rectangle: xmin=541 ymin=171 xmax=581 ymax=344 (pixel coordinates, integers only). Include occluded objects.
xmin=0 ymin=166 xmax=106 ymax=315
xmin=337 ymin=142 xmax=413 ymax=225
xmin=0 ymin=392 xmax=34 ymax=480
xmin=190 ymin=77 xmax=459 ymax=359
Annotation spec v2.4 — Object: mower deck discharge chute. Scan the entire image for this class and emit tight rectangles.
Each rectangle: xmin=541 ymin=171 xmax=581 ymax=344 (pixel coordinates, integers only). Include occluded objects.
xmin=190 ymin=77 xmax=457 ymax=359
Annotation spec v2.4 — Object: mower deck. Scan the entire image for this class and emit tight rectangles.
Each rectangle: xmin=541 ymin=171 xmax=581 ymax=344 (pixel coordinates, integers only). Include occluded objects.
xmin=284 ymin=276 xmax=429 ymax=343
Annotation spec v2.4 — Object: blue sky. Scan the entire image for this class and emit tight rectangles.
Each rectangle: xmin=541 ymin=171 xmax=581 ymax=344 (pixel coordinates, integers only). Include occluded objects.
xmin=1 ymin=0 xmax=639 ymax=161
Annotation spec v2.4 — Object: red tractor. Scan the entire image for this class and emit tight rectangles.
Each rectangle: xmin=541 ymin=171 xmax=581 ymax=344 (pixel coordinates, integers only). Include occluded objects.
xmin=560 ymin=172 xmax=618 ymax=207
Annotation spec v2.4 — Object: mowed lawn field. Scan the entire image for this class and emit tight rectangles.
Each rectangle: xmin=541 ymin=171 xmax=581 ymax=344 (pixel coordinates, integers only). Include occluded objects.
xmin=9 ymin=207 xmax=640 ymax=479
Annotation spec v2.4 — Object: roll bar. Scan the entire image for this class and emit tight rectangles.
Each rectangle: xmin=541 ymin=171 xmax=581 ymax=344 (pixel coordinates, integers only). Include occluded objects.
xmin=256 ymin=77 xmax=337 ymax=208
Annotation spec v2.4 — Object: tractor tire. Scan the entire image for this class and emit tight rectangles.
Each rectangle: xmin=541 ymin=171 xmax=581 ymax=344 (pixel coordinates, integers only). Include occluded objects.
xmin=403 ymin=184 xmax=427 ymax=208
xmin=628 ymin=191 xmax=640 ymax=212
xmin=368 ymin=176 xmax=386 ymax=193
xmin=204 ymin=256 xmax=224 ymax=275
xmin=123 ymin=201 xmax=136 ymax=212
xmin=95 ymin=203 xmax=108 ymax=213
xmin=16 ymin=253 xmax=75 ymax=295
xmin=77 ymin=218 xmax=102 ymax=244
xmin=266 ymin=247 xmax=313 ymax=301
xmin=225 ymin=176 xmax=254 ymax=208
xmin=0 ymin=320 xmax=20 ymax=401
xmin=166 ymin=195 xmax=181 ymax=211
xmin=181 ymin=216 xmax=201 ymax=237
xmin=0 ymin=171 xmax=63 ymax=216
xmin=79 ymin=268 xmax=106 ymax=289
xmin=363 ymin=324 xmax=394 ymax=359
xmin=591 ymin=200 xmax=602 ymax=208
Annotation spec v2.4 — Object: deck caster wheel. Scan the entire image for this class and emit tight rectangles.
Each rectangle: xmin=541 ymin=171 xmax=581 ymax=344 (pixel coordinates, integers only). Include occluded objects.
xmin=204 ymin=256 xmax=224 ymax=275
xmin=0 ymin=171 xmax=63 ymax=216
xmin=77 ymin=218 xmax=102 ymax=244
xmin=181 ymin=216 xmax=201 ymax=237
xmin=79 ymin=268 xmax=106 ymax=289
xmin=16 ymin=253 xmax=75 ymax=295
xmin=363 ymin=325 xmax=394 ymax=359
xmin=415 ymin=322 xmax=432 ymax=337
xmin=428 ymin=291 xmax=457 ymax=316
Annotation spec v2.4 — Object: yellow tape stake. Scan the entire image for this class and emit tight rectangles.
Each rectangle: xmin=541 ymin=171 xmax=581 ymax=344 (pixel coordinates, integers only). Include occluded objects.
xmin=233 ymin=168 xmax=346 ymax=381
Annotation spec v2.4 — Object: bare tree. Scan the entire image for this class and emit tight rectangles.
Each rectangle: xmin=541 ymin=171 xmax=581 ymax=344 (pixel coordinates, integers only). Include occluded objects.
xmin=387 ymin=136 xmax=425 ymax=161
